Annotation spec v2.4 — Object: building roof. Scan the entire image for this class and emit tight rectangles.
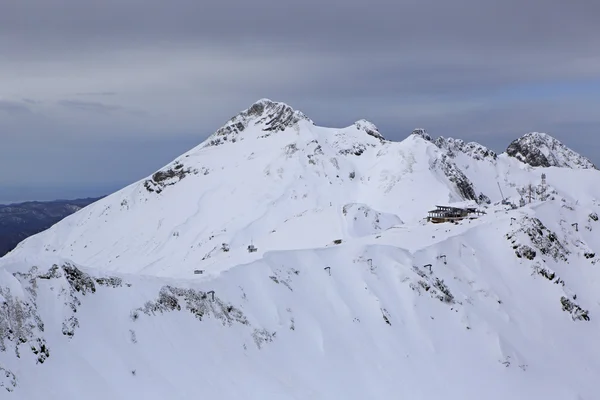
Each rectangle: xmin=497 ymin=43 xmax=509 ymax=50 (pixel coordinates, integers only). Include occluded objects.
xmin=427 ymin=205 xmax=484 ymax=214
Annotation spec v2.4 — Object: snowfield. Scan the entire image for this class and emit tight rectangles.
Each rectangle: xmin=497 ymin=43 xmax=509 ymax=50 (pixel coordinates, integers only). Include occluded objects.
xmin=2 ymin=99 xmax=600 ymax=399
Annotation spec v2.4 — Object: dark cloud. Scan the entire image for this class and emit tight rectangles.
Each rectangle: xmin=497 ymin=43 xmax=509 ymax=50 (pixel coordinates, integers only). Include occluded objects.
xmin=2 ymin=1 xmax=598 ymax=47
xmin=1 ymin=0 xmax=600 ymax=197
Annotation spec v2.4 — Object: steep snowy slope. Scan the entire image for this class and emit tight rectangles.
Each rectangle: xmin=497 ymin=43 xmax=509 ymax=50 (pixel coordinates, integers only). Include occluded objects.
xmin=0 ymin=197 xmax=102 ymax=257
xmin=2 ymin=99 xmax=600 ymax=400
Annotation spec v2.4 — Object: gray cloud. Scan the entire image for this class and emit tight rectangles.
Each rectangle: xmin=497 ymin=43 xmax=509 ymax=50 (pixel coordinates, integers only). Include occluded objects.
xmin=0 ymin=100 xmax=31 ymax=114
xmin=57 ymin=99 xmax=123 ymax=114
xmin=75 ymin=92 xmax=117 ymax=96
xmin=1 ymin=0 xmax=600 ymax=197
xmin=22 ymin=98 xmax=42 ymax=105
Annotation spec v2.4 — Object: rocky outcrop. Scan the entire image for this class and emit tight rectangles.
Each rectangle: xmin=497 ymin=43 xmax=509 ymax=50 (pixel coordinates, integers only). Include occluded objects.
xmin=205 ymin=99 xmax=313 ymax=146
xmin=411 ymin=128 xmax=432 ymax=141
xmin=143 ymin=161 xmax=199 ymax=194
xmin=506 ymin=216 xmax=569 ymax=262
xmin=435 ymin=137 xmax=497 ymax=161
xmin=432 ymin=154 xmax=477 ymax=201
xmin=354 ymin=120 xmax=384 ymax=140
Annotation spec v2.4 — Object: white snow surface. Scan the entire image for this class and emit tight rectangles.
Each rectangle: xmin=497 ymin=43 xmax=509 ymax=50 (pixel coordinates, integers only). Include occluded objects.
xmin=2 ymin=99 xmax=600 ymax=399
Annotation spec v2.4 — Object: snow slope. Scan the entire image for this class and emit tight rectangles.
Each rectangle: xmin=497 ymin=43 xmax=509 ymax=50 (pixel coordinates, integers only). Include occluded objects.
xmin=2 ymin=99 xmax=600 ymax=399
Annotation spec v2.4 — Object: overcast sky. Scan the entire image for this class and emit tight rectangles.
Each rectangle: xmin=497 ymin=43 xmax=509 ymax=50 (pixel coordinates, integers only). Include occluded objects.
xmin=2 ymin=0 xmax=600 ymax=203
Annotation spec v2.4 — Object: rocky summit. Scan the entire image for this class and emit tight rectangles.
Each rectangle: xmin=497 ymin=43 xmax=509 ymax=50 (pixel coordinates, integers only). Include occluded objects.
xmin=506 ymin=131 xmax=596 ymax=169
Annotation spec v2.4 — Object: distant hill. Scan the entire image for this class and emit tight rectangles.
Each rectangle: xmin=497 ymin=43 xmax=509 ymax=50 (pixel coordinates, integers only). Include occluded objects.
xmin=0 ymin=197 xmax=102 ymax=257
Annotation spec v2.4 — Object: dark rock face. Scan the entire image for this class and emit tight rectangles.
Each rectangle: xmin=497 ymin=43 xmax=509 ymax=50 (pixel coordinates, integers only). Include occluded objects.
xmin=506 ymin=216 xmax=569 ymax=262
xmin=504 ymin=217 xmax=590 ymax=322
xmin=143 ymin=161 xmax=199 ymax=194
xmin=435 ymin=137 xmax=497 ymax=161
xmin=411 ymin=128 xmax=432 ymax=141
xmin=0 ymin=198 xmax=101 ymax=257
xmin=256 ymin=101 xmax=311 ymax=133
xmin=354 ymin=120 xmax=384 ymax=141
xmin=339 ymin=143 xmax=368 ymax=156
xmin=506 ymin=132 xmax=596 ymax=169
xmin=477 ymin=193 xmax=491 ymax=205
xmin=506 ymin=139 xmax=551 ymax=168
xmin=433 ymin=155 xmax=477 ymax=201
xmin=561 ymin=296 xmax=590 ymax=321
xmin=514 ymin=244 xmax=537 ymax=260
xmin=205 ymin=99 xmax=313 ymax=147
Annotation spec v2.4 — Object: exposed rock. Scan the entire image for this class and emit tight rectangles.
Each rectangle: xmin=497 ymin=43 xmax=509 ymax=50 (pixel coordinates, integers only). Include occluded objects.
xmin=435 ymin=137 xmax=497 ymax=161
xmin=0 ymin=269 xmax=47 ymax=364
xmin=409 ymin=266 xmax=456 ymax=305
xmin=560 ymin=296 xmax=590 ymax=321
xmin=506 ymin=132 xmax=596 ymax=169
xmin=135 ymin=285 xmax=249 ymax=327
xmin=433 ymin=154 xmax=477 ymax=201
xmin=514 ymin=244 xmax=536 ymax=260
xmin=338 ymin=143 xmax=368 ymax=156
xmin=477 ymin=193 xmax=491 ymax=205
xmin=143 ymin=161 xmax=198 ymax=194
xmin=132 ymin=285 xmax=275 ymax=349
xmin=354 ymin=119 xmax=384 ymax=140
xmin=506 ymin=217 xmax=569 ymax=262
xmin=411 ymin=128 xmax=432 ymax=141
xmin=532 ymin=262 xmax=558 ymax=281
xmin=205 ymin=99 xmax=313 ymax=146
xmin=63 ymin=264 xmax=97 ymax=294
xmin=4 ymin=264 xmax=127 ymax=349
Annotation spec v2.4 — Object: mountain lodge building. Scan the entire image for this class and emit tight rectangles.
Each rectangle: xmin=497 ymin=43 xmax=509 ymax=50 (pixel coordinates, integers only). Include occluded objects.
xmin=426 ymin=205 xmax=485 ymax=224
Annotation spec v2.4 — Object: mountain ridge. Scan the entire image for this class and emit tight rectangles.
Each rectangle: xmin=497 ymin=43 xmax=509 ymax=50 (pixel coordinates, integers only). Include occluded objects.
xmin=203 ymin=99 xmax=592 ymax=170
xmin=2 ymin=99 xmax=600 ymax=400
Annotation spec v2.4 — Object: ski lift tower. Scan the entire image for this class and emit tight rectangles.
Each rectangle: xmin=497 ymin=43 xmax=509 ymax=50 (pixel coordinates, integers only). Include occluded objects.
xmin=497 ymin=183 xmax=509 ymax=205
xmin=540 ymin=173 xmax=547 ymax=201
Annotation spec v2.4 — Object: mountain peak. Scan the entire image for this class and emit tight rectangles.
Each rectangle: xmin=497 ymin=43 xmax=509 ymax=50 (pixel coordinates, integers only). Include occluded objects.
xmin=204 ymin=99 xmax=313 ymax=147
xmin=506 ymin=132 xmax=596 ymax=169
xmin=354 ymin=119 xmax=384 ymax=140
xmin=411 ymin=128 xmax=432 ymax=141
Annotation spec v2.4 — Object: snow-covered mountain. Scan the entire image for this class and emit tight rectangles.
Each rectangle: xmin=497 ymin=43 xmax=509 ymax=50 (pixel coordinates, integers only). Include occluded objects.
xmin=506 ymin=131 xmax=596 ymax=169
xmin=2 ymin=99 xmax=600 ymax=400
